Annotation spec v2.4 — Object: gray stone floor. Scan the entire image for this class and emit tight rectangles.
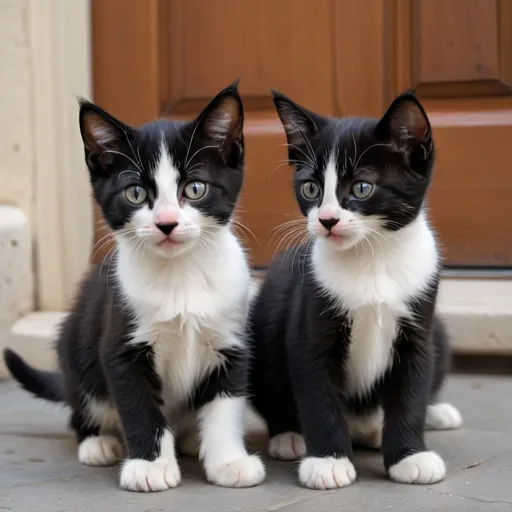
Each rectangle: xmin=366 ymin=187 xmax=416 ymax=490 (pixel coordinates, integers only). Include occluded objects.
xmin=0 ymin=375 xmax=511 ymax=512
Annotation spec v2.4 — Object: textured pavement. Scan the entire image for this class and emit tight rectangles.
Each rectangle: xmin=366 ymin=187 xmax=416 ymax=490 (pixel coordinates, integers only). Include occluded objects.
xmin=1 ymin=375 xmax=511 ymax=511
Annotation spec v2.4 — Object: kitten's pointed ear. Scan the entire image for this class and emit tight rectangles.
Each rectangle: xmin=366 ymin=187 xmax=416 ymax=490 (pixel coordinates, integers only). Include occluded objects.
xmin=195 ymin=80 xmax=244 ymax=161
xmin=377 ymin=91 xmax=433 ymax=158
xmin=78 ymin=99 xmax=134 ymax=169
xmin=271 ymin=89 xmax=323 ymax=151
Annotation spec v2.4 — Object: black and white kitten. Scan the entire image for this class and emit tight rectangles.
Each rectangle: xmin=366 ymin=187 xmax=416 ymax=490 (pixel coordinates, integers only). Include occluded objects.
xmin=249 ymin=91 xmax=462 ymax=490
xmin=4 ymin=81 xmax=265 ymax=491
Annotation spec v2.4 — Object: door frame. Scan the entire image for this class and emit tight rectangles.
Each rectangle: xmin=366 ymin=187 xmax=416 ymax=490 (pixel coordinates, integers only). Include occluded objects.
xmin=29 ymin=0 xmax=93 ymax=310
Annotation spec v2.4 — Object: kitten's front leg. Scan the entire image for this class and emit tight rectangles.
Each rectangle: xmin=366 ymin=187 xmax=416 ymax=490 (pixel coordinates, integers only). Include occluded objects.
xmin=103 ymin=345 xmax=181 ymax=492
xmin=194 ymin=347 xmax=265 ymax=488
xmin=288 ymin=345 xmax=356 ymax=490
xmin=382 ymin=324 xmax=446 ymax=485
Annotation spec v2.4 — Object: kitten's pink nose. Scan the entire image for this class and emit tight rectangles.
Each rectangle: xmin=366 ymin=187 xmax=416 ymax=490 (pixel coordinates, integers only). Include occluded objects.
xmin=154 ymin=206 xmax=179 ymax=226
xmin=318 ymin=204 xmax=339 ymax=222
xmin=318 ymin=204 xmax=339 ymax=229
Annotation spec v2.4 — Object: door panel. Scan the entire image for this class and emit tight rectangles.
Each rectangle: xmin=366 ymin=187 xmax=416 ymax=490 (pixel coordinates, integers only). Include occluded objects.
xmin=92 ymin=0 xmax=512 ymax=266
xmin=389 ymin=0 xmax=512 ymax=265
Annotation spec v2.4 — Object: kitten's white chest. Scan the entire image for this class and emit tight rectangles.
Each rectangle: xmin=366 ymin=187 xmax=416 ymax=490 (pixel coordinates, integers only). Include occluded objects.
xmin=116 ymin=228 xmax=250 ymax=411
xmin=345 ymin=303 xmax=398 ymax=396
xmin=151 ymin=321 xmax=222 ymax=409
xmin=312 ymin=212 xmax=439 ymax=397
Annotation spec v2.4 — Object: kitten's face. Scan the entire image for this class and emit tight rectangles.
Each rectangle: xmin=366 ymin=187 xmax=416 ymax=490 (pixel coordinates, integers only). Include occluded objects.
xmin=273 ymin=91 xmax=435 ymax=252
xmin=79 ymin=82 xmax=244 ymax=258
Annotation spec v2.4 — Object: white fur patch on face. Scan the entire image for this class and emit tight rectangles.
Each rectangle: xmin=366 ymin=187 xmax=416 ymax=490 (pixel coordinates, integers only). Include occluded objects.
xmin=198 ymin=396 xmax=265 ymax=487
xmin=299 ymin=456 xmax=356 ymax=490
xmin=78 ymin=435 xmax=123 ymax=466
xmin=319 ymin=152 xmax=339 ymax=217
xmin=124 ymin=141 xmax=205 ymax=259
xmin=388 ymin=451 xmax=446 ymax=484
xmin=307 ymin=151 xmax=382 ymax=251
xmin=119 ymin=429 xmax=181 ymax=492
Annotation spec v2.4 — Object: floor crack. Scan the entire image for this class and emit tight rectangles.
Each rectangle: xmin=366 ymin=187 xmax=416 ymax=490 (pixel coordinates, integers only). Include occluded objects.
xmin=427 ymin=488 xmax=512 ymax=506
xmin=462 ymin=455 xmax=499 ymax=471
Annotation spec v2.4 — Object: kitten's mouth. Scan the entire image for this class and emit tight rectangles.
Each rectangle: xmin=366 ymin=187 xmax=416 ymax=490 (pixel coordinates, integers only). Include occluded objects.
xmin=157 ymin=238 xmax=181 ymax=249
xmin=326 ymin=232 xmax=347 ymax=242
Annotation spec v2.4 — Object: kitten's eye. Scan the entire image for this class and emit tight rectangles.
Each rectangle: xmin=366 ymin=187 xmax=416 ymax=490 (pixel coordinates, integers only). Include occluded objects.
xmin=352 ymin=181 xmax=374 ymax=200
xmin=183 ymin=181 xmax=208 ymax=201
xmin=301 ymin=181 xmax=320 ymax=200
xmin=125 ymin=185 xmax=148 ymax=205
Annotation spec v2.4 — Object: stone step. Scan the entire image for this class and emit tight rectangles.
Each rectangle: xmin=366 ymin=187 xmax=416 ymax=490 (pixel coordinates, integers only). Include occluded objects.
xmin=1 ymin=277 xmax=511 ymax=379
xmin=0 ymin=206 xmax=32 ymax=342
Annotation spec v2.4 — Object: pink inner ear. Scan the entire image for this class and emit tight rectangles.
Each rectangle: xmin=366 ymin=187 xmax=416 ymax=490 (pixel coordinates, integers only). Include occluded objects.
xmin=203 ymin=97 xmax=241 ymax=144
xmin=83 ymin=112 xmax=119 ymax=153
xmin=279 ymin=109 xmax=314 ymax=148
xmin=390 ymin=103 xmax=428 ymax=142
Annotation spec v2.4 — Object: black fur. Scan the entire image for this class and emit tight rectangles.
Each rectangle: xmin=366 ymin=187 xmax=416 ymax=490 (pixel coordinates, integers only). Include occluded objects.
xmin=3 ymin=81 xmax=249 ymax=466
xmin=79 ymin=81 xmax=244 ymax=229
xmin=249 ymin=90 xmax=454 ymax=479
xmin=3 ymin=349 xmax=64 ymax=402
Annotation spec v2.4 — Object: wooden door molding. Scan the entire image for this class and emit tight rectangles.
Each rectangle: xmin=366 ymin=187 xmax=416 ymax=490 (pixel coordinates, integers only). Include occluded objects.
xmin=92 ymin=0 xmax=512 ymax=266
xmin=386 ymin=0 xmax=512 ymax=265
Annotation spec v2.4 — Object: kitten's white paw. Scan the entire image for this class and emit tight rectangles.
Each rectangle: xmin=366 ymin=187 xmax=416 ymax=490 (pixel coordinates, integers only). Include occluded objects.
xmin=78 ymin=435 xmax=123 ymax=466
xmin=299 ymin=456 xmax=356 ymax=490
xmin=120 ymin=458 xmax=181 ymax=492
xmin=426 ymin=403 xmax=463 ymax=430
xmin=205 ymin=455 xmax=265 ymax=488
xmin=178 ymin=430 xmax=200 ymax=457
xmin=389 ymin=451 xmax=446 ymax=484
xmin=268 ymin=432 xmax=306 ymax=460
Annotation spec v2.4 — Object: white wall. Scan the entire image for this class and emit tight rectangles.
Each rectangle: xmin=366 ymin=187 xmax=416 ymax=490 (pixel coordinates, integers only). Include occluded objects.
xmin=0 ymin=0 xmax=92 ymax=319
xmin=0 ymin=0 xmax=34 ymax=334
xmin=0 ymin=0 xmax=34 ymax=221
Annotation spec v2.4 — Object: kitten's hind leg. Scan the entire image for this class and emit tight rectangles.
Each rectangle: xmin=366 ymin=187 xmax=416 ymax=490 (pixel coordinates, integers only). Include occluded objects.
xmin=72 ymin=408 xmax=123 ymax=467
xmin=176 ymin=411 xmax=200 ymax=457
xmin=268 ymin=431 xmax=306 ymax=461
xmin=426 ymin=403 xmax=462 ymax=430
xmin=264 ymin=395 xmax=305 ymax=460
xmin=252 ymin=355 xmax=305 ymax=460
xmin=347 ymin=409 xmax=383 ymax=450
xmin=427 ymin=316 xmax=462 ymax=431
xmin=266 ymin=400 xmax=305 ymax=460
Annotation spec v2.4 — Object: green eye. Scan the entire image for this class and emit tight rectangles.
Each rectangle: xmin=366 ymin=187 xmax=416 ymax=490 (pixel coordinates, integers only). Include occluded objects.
xmin=184 ymin=181 xmax=207 ymax=201
xmin=352 ymin=181 xmax=374 ymax=200
xmin=301 ymin=181 xmax=321 ymax=200
xmin=125 ymin=185 xmax=148 ymax=205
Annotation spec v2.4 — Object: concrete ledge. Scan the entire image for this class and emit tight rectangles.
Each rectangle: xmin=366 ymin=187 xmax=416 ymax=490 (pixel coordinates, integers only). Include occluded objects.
xmin=0 ymin=312 xmax=64 ymax=379
xmin=439 ymin=279 xmax=512 ymax=355
xmin=1 ymin=278 xmax=511 ymax=380
xmin=0 ymin=206 xmax=33 ymax=333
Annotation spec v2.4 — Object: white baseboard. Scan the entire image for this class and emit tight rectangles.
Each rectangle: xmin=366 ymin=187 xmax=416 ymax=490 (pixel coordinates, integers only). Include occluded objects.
xmin=1 ymin=278 xmax=511 ymax=380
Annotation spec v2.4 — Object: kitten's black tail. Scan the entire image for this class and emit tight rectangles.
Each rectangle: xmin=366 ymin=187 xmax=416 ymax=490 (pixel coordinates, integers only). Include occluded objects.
xmin=3 ymin=349 xmax=65 ymax=403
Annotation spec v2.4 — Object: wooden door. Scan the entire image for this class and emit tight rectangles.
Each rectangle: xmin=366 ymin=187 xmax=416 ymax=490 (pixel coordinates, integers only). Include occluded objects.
xmin=92 ymin=0 xmax=512 ymax=267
